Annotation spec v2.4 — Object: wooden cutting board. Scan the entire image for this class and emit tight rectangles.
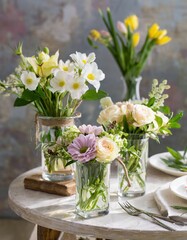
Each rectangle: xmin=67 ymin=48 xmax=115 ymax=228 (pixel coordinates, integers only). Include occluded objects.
xmin=24 ymin=174 xmax=76 ymax=196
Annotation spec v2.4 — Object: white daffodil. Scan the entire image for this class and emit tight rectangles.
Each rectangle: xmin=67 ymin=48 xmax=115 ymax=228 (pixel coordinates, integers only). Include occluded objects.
xmin=70 ymin=52 xmax=96 ymax=68
xmin=20 ymin=71 xmax=40 ymax=91
xmin=68 ymin=77 xmax=88 ymax=99
xmin=59 ymin=60 xmax=74 ymax=73
xmin=82 ymin=62 xmax=105 ymax=92
xmin=50 ymin=70 xmax=72 ymax=93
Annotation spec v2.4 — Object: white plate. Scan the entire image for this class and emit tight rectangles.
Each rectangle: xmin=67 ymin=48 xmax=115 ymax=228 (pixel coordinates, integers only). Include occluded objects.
xmin=149 ymin=151 xmax=187 ymax=177
xmin=170 ymin=175 xmax=187 ymax=200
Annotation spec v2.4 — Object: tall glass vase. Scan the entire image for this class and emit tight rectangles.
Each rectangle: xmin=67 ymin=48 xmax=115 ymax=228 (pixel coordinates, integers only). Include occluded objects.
xmin=38 ymin=113 xmax=81 ymax=181
xmin=122 ymin=76 xmax=142 ymax=101
xmin=75 ymin=160 xmax=110 ymax=218
xmin=118 ymin=134 xmax=148 ymax=198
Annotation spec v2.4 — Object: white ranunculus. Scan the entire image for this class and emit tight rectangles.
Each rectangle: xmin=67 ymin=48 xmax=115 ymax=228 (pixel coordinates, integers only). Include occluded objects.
xmin=82 ymin=62 xmax=105 ymax=92
xmin=96 ymin=136 xmax=119 ymax=163
xmin=50 ymin=70 xmax=72 ymax=93
xmin=68 ymin=77 xmax=88 ymax=99
xmin=20 ymin=71 xmax=40 ymax=91
xmin=100 ymin=97 xmax=114 ymax=109
xmin=97 ymin=105 xmax=123 ymax=125
xmin=132 ymin=104 xmax=155 ymax=127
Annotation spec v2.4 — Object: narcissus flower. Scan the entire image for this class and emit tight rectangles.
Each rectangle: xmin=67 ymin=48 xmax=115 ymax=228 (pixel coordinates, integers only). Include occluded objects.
xmin=68 ymin=77 xmax=88 ymax=99
xmin=124 ymin=15 xmax=139 ymax=31
xmin=132 ymin=32 xmax=140 ymax=47
xmin=82 ymin=62 xmax=105 ymax=92
xmin=20 ymin=71 xmax=40 ymax=91
xmin=50 ymin=70 xmax=72 ymax=93
xmin=70 ymin=52 xmax=96 ymax=68
xmin=58 ymin=60 xmax=74 ymax=73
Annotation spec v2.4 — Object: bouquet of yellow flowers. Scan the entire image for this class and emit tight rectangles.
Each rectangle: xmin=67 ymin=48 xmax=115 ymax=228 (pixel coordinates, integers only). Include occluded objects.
xmin=88 ymin=8 xmax=171 ymax=101
xmin=0 ymin=43 xmax=107 ymax=117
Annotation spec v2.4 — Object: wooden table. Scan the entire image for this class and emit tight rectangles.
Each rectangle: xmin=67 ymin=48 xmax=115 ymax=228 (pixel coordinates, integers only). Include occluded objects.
xmin=8 ymin=164 xmax=187 ymax=240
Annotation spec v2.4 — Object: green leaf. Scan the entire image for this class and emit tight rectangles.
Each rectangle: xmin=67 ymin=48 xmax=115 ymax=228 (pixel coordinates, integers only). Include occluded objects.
xmin=159 ymin=106 xmax=170 ymax=115
xmin=82 ymin=90 xmax=108 ymax=100
xmin=14 ymin=98 xmax=32 ymax=107
xmin=170 ymin=112 xmax=183 ymax=123
xmin=167 ymin=147 xmax=183 ymax=160
xmin=123 ymin=115 xmax=129 ymax=132
xmin=65 ymin=160 xmax=76 ymax=167
xmin=155 ymin=115 xmax=163 ymax=127
xmin=147 ymin=97 xmax=155 ymax=107
xmin=169 ymin=122 xmax=181 ymax=129
xmin=21 ymin=89 xmax=40 ymax=101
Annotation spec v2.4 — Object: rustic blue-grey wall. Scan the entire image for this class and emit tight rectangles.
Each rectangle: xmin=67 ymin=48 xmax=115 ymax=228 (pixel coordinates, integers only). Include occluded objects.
xmin=0 ymin=0 xmax=186 ymax=217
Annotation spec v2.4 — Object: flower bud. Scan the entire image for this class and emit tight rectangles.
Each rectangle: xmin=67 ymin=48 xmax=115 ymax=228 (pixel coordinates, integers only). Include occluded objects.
xmin=148 ymin=23 xmax=160 ymax=39
xmin=89 ymin=29 xmax=101 ymax=41
xmin=117 ymin=21 xmax=127 ymax=34
xmin=124 ymin=15 xmax=139 ymax=31
xmin=132 ymin=32 xmax=140 ymax=47
xmin=156 ymin=36 xmax=171 ymax=45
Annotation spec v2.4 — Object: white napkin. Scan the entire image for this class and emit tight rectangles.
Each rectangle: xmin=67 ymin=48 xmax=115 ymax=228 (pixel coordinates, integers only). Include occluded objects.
xmin=153 ymin=182 xmax=187 ymax=217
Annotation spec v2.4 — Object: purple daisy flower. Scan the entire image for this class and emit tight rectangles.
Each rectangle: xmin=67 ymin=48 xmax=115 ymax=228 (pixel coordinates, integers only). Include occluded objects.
xmin=67 ymin=134 xmax=97 ymax=163
xmin=79 ymin=124 xmax=103 ymax=136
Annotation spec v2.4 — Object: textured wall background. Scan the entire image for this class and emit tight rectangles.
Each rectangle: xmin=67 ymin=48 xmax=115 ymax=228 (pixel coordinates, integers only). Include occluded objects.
xmin=0 ymin=0 xmax=186 ymax=217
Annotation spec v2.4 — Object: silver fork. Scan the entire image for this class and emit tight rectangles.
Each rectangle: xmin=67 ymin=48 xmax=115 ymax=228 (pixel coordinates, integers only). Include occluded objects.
xmin=119 ymin=201 xmax=176 ymax=231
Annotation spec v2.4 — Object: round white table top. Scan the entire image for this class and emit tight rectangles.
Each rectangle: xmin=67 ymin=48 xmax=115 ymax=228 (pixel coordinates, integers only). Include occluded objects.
xmin=8 ymin=164 xmax=187 ymax=240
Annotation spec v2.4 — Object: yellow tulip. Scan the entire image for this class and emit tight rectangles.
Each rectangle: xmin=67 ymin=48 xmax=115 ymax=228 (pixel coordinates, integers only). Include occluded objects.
xmin=156 ymin=36 xmax=171 ymax=45
xmin=155 ymin=29 xmax=167 ymax=39
xmin=132 ymin=32 xmax=140 ymax=47
xmin=89 ymin=29 xmax=101 ymax=41
xmin=148 ymin=23 xmax=160 ymax=39
xmin=124 ymin=15 xmax=139 ymax=31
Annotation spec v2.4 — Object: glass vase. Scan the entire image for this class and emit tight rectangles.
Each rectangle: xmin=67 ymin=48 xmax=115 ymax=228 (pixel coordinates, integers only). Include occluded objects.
xmin=75 ymin=160 xmax=110 ymax=218
xmin=38 ymin=113 xmax=81 ymax=182
xmin=122 ymin=75 xmax=142 ymax=101
xmin=118 ymin=134 xmax=148 ymax=198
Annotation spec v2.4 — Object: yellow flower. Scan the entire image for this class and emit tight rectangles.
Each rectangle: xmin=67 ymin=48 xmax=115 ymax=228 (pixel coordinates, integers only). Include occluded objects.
xmin=132 ymin=32 xmax=140 ymax=47
xmin=124 ymin=15 xmax=139 ymax=31
xmin=27 ymin=51 xmax=59 ymax=77
xmin=156 ymin=36 xmax=171 ymax=45
xmin=39 ymin=51 xmax=59 ymax=77
xmin=89 ymin=29 xmax=101 ymax=41
xmin=155 ymin=29 xmax=167 ymax=39
xmin=148 ymin=23 xmax=160 ymax=39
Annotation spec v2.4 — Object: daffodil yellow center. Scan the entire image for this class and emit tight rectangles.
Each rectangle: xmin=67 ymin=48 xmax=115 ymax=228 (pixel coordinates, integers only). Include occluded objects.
xmin=87 ymin=73 xmax=95 ymax=80
xmin=63 ymin=66 xmax=68 ymax=71
xmin=26 ymin=78 xmax=33 ymax=85
xmin=59 ymin=80 xmax=65 ymax=87
xmin=82 ymin=59 xmax=87 ymax=64
xmin=73 ymin=83 xmax=80 ymax=90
